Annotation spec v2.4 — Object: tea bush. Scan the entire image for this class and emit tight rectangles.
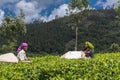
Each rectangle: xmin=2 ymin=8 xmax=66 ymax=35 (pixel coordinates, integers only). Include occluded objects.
xmin=0 ymin=53 xmax=120 ymax=80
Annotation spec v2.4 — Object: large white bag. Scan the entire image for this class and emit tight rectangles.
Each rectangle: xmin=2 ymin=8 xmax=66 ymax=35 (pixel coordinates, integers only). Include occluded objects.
xmin=61 ymin=51 xmax=85 ymax=59
xmin=0 ymin=53 xmax=19 ymax=63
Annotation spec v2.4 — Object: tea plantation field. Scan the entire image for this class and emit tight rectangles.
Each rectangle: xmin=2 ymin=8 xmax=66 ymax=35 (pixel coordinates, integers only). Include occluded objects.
xmin=0 ymin=53 xmax=120 ymax=80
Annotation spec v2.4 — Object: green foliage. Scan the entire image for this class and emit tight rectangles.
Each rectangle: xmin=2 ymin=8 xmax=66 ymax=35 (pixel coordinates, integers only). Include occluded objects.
xmin=0 ymin=11 xmax=26 ymax=52
xmin=1 ymin=42 xmax=16 ymax=52
xmin=0 ymin=9 xmax=120 ymax=54
xmin=116 ymin=6 xmax=120 ymax=15
xmin=109 ymin=43 xmax=120 ymax=52
xmin=0 ymin=53 xmax=120 ymax=80
xmin=115 ymin=0 xmax=120 ymax=27
xmin=69 ymin=0 xmax=89 ymax=51
xmin=25 ymin=9 xmax=119 ymax=53
xmin=69 ymin=0 xmax=89 ymax=10
xmin=65 ymin=39 xmax=75 ymax=51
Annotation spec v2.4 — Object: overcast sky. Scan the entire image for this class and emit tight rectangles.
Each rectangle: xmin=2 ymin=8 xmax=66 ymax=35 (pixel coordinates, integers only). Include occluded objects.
xmin=0 ymin=0 xmax=119 ymax=24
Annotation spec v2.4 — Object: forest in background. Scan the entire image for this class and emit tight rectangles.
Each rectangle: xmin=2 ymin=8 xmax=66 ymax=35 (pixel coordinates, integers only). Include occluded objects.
xmin=0 ymin=0 xmax=120 ymax=54
xmin=24 ymin=9 xmax=120 ymax=54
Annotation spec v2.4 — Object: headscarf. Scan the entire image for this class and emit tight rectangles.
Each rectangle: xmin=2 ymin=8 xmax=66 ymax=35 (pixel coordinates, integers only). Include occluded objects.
xmin=17 ymin=42 xmax=28 ymax=53
xmin=85 ymin=41 xmax=94 ymax=49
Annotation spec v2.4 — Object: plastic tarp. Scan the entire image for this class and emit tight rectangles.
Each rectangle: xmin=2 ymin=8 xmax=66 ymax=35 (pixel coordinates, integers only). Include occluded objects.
xmin=61 ymin=51 xmax=85 ymax=59
xmin=0 ymin=53 xmax=19 ymax=63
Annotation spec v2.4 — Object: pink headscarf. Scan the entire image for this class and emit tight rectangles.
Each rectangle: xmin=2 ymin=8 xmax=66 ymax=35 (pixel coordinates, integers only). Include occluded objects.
xmin=17 ymin=42 xmax=28 ymax=53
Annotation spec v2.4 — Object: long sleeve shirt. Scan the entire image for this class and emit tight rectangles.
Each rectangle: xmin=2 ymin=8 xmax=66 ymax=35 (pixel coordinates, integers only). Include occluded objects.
xmin=17 ymin=49 xmax=27 ymax=61
xmin=83 ymin=47 xmax=94 ymax=57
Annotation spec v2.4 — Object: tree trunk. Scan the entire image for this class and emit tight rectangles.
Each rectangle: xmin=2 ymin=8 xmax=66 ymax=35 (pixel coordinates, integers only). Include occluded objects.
xmin=75 ymin=27 xmax=78 ymax=51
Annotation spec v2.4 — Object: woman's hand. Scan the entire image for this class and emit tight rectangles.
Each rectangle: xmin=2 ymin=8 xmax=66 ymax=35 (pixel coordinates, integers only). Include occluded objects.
xmin=25 ymin=57 xmax=30 ymax=61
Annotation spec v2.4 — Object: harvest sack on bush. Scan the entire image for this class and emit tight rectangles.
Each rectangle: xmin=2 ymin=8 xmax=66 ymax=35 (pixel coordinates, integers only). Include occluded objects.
xmin=61 ymin=51 xmax=85 ymax=59
xmin=0 ymin=53 xmax=18 ymax=63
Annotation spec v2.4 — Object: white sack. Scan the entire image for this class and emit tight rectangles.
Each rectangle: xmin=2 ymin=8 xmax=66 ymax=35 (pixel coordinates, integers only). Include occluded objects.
xmin=0 ymin=53 xmax=18 ymax=63
xmin=61 ymin=51 xmax=85 ymax=59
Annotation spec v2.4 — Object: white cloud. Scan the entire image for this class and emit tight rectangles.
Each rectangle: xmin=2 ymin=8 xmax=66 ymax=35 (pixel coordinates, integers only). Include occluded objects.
xmin=41 ymin=4 xmax=79 ymax=22
xmin=0 ymin=0 xmax=70 ymax=23
xmin=47 ymin=4 xmax=69 ymax=21
xmin=15 ymin=0 xmax=41 ymax=22
xmin=96 ymin=0 xmax=119 ymax=9
xmin=14 ymin=0 xmax=64 ymax=22
xmin=0 ymin=9 xmax=4 ymax=25
xmin=0 ymin=0 xmax=63 ymax=8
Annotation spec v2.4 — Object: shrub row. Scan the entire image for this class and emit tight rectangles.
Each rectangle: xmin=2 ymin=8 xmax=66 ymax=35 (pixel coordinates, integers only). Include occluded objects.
xmin=0 ymin=53 xmax=120 ymax=80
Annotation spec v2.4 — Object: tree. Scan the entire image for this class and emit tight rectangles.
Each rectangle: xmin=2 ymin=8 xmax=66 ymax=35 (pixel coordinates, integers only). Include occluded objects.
xmin=69 ymin=0 xmax=89 ymax=51
xmin=115 ymin=0 xmax=120 ymax=17
xmin=23 ymin=9 xmax=118 ymax=53
xmin=69 ymin=0 xmax=89 ymax=10
xmin=0 ymin=11 xmax=26 ymax=52
xmin=33 ymin=18 xmax=45 ymax=24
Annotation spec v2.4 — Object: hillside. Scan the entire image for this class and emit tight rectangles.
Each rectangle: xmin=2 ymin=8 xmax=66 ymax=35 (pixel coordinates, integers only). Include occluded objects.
xmin=25 ymin=9 xmax=120 ymax=54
